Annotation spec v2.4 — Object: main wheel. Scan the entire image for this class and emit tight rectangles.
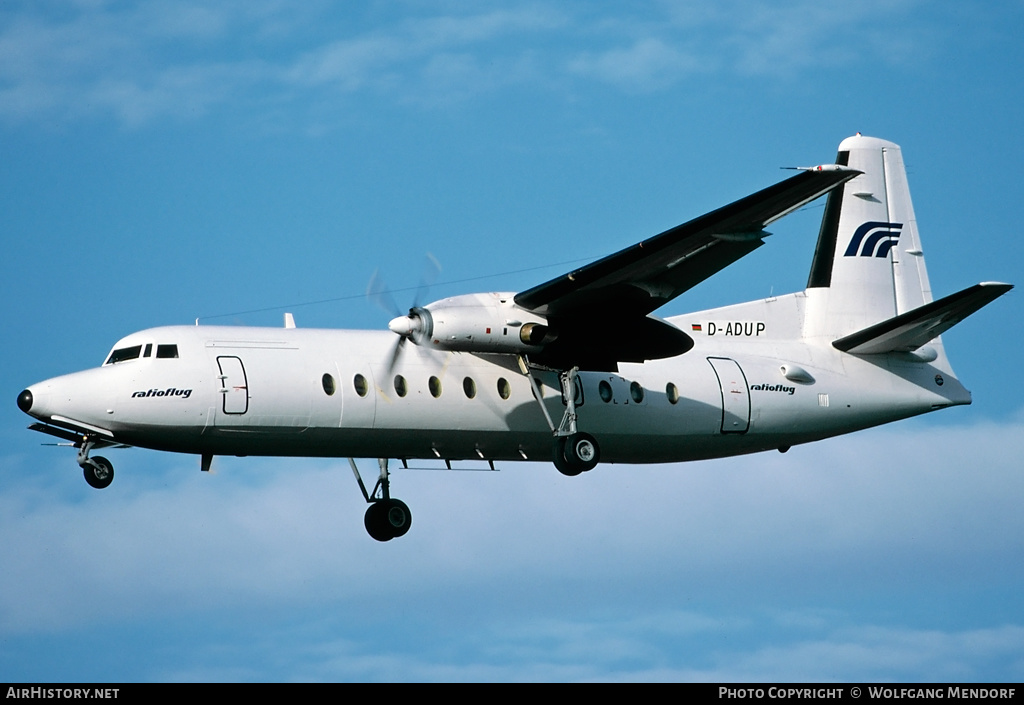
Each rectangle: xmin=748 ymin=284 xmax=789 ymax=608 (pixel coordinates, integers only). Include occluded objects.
xmin=566 ymin=432 xmax=600 ymax=471
xmin=83 ymin=456 xmax=114 ymax=489
xmin=383 ymin=498 xmax=412 ymax=538
xmin=553 ymin=433 xmax=600 ymax=475
xmin=364 ymin=499 xmax=413 ymax=541
xmin=552 ymin=436 xmax=583 ymax=476
xmin=364 ymin=502 xmax=392 ymax=541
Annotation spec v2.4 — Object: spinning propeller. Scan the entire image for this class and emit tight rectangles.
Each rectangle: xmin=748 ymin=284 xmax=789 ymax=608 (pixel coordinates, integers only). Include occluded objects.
xmin=367 ymin=254 xmax=441 ymax=376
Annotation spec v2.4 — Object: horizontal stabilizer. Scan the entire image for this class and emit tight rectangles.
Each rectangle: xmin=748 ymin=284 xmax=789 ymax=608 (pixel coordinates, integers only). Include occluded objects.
xmin=832 ymin=282 xmax=1013 ymax=354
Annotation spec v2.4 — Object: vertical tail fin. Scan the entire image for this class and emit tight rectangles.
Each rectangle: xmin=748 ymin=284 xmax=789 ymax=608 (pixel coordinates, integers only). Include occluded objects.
xmin=804 ymin=134 xmax=932 ymax=339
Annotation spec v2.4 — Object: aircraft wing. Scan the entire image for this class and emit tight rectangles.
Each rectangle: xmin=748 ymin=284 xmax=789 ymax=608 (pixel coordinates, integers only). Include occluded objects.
xmin=514 ymin=166 xmax=859 ymax=369
xmin=515 ymin=167 xmax=860 ymax=318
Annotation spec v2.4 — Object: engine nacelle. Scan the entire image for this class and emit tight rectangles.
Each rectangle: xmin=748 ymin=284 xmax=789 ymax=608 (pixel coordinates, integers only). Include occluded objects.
xmin=390 ymin=293 xmax=556 ymax=354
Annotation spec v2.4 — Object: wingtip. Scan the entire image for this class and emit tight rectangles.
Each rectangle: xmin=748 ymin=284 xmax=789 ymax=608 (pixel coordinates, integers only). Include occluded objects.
xmin=789 ymin=164 xmax=863 ymax=174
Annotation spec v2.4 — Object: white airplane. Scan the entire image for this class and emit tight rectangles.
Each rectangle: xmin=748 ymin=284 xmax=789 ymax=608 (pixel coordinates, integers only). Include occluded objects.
xmin=17 ymin=135 xmax=1012 ymax=541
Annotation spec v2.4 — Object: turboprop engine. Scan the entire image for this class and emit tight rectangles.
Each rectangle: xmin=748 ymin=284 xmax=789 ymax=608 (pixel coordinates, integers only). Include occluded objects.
xmin=388 ymin=293 xmax=557 ymax=354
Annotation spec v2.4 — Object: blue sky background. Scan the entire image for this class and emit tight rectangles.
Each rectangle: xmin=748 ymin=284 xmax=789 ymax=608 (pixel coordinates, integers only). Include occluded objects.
xmin=2 ymin=1 xmax=1022 ymax=682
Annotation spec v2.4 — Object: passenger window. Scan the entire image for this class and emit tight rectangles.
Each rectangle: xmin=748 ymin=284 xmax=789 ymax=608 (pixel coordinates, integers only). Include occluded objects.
xmin=156 ymin=344 xmax=178 ymax=359
xmin=598 ymin=380 xmax=613 ymax=403
xmin=322 ymin=374 xmax=336 ymax=396
xmin=666 ymin=382 xmax=680 ymax=405
xmin=106 ymin=345 xmax=142 ymax=365
xmin=394 ymin=375 xmax=408 ymax=398
xmin=630 ymin=381 xmax=644 ymax=404
xmin=428 ymin=376 xmax=442 ymax=398
xmin=463 ymin=377 xmax=476 ymax=399
xmin=497 ymin=377 xmax=511 ymax=400
xmin=353 ymin=374 xmax=369 ymax=398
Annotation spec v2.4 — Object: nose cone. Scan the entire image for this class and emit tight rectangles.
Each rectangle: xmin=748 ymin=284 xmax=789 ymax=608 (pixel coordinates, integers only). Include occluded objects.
xmin=17 ymin=389 xmax=33 ymax=413
xmin=17 ymin=381 xmax=56 ymax=422
xmin=389 ymin=315 xmax=417 ymax=336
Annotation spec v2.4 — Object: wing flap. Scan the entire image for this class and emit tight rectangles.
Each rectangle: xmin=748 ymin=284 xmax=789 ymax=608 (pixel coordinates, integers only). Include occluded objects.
xmin=832 ymin=282 xmax=1013 ymax=354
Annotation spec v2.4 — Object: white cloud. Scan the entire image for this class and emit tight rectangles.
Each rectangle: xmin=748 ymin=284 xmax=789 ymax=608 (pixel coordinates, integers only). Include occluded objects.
xmin=402 ymin=7 xmax=566 ymax=46
xmin=148 ymin=611 xmax=1024 ymax=681
xmin=2 ymin=414 xmax=1022 ymax=649
xmin=0 ymin=3 xmax=568 ymax=125
xmin=0 ymin=1 xmax=956 ymax=127
xmin=673 ymin=624 xmax=1024 ymax=682
xmin=568 ymin=38 xmax=707 ymax=91
xmin=0 ymin=2 xmax=250 ymax=124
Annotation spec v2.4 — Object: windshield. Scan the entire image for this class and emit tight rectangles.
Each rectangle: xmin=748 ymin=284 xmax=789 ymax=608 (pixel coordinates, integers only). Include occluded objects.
xmin=105 ymin=345 xmax=142 ymax=365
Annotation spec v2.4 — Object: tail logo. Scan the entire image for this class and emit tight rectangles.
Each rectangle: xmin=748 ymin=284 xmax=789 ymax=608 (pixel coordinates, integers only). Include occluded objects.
xmin=844 ymin=221 xmax=903 ymax=258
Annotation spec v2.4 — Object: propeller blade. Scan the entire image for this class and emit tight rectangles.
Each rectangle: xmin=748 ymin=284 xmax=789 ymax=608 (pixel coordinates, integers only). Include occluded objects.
xmin=384 ymin=336 xmax=405 ymax=378
xmin=367 ymin=268 xmax=401 ymax=318
xmin=368 ymin=254 xmax=442 ymax=378
xmin=412 ymin=253 xmax=442 ymax=308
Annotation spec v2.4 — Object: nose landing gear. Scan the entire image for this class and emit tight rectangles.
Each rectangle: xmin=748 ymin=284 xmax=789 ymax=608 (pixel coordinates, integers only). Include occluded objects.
xmin=78 ymin=439 xmax=114 ymax=489
xmin=82 ymin=456 xmax=114 ymax=489
xmin=22 ymin=423 xmax=121 ymax=489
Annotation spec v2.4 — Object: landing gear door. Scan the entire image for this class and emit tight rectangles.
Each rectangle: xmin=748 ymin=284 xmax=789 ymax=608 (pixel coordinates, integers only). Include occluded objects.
xmin=708 ymin=357 xmax=750 ymax=434
xmin=217 ymin=356 xmax=249 ymax=414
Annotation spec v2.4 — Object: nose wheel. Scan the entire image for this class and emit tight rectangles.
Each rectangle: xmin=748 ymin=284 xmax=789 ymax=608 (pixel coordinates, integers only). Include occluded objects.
xmin=82 ymin=456 xmax=114 ymax=489
xmin=77 ymin=439 xmax=114 ymax=489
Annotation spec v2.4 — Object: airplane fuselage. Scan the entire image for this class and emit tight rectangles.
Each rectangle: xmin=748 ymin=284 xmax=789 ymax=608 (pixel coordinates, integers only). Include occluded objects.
xmin=21 ymin=290 xmax=971 ymax=467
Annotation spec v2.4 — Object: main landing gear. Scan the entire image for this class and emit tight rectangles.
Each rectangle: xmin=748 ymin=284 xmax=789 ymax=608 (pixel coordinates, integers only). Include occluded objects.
xmin=349 ymin=458 xmax=412 ymax=542
xmin=522 ymin=361 xmax=601 ymax=477
xmin=78 ymin=438 xmax=114 ymax=489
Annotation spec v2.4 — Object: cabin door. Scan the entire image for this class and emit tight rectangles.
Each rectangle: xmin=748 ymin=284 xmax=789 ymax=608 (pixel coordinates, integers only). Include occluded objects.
xmin=217 ymin=356 xmax=249 ymax=415
xmin=707 ymin=357 xmax=750 ymax=434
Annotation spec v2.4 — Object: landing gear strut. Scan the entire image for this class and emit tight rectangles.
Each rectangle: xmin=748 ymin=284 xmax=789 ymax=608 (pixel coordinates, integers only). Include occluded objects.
xmin=350 ymin=458 xmax=412 ymax=542
xmin=77 ymin=438 xmax=114 ymax=489
xmin=521 ymin=360 xmax=601 ymax=476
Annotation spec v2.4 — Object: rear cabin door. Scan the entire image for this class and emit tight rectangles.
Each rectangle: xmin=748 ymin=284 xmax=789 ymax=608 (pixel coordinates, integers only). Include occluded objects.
xmin=707 ymin=357 xmax=750 ymax=434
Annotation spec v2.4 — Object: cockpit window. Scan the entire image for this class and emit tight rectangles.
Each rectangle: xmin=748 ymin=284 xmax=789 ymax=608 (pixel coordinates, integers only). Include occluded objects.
xmin=156 ymin=344 xmax=179 ymax=359
xmin=105 ymin=345 xmax=142 ymax=365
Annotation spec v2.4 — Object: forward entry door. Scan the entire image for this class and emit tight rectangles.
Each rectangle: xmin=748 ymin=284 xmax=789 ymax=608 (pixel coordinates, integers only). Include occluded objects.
xmin=217 ymin=356 xmax=249 ymax=415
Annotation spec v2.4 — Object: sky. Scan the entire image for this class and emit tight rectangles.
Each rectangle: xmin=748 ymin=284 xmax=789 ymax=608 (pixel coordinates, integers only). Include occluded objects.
xmin=1 ymin=0 xmax=1023 ymax=683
